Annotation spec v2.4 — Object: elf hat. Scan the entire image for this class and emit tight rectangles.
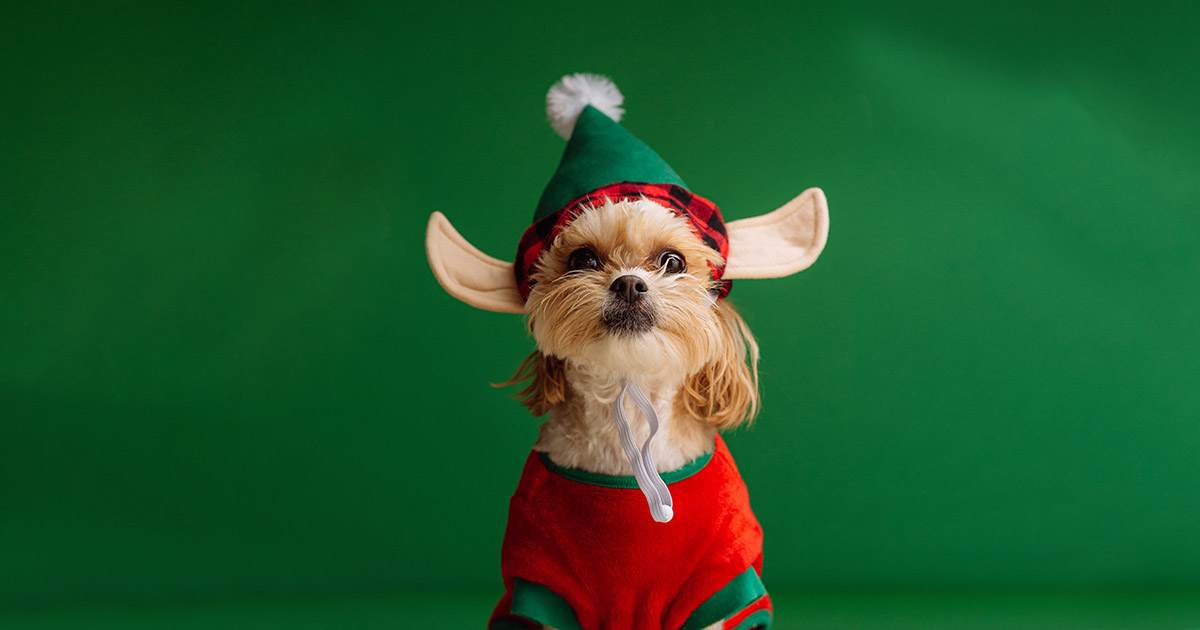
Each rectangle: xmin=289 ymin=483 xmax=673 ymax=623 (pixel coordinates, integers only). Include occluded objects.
xmin=427 ymin=73 xmax=830 ymax=314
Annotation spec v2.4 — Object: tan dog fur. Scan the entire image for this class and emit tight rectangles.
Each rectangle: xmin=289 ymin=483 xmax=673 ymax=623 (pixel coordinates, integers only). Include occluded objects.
xmin=502 ymin=198 xmax=759 ymax=475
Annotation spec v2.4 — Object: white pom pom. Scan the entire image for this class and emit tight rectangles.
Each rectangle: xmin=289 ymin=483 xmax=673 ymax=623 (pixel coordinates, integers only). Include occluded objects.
xmin=546 ymin=73 xmax=624 ymax=140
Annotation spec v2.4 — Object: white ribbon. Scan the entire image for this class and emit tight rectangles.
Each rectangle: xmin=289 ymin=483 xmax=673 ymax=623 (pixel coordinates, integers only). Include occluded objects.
xmin=612 ymin=380 xmax=674 ymax=523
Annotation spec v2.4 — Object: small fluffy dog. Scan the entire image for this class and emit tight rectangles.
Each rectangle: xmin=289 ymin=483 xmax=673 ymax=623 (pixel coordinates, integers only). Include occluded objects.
xmin=426 ymin=74 xmax=828 ymax=630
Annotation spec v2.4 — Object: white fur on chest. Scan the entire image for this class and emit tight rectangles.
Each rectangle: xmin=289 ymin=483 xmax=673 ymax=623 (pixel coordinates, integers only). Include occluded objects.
xmin=534 ymin=363 xmax=714 ymax=475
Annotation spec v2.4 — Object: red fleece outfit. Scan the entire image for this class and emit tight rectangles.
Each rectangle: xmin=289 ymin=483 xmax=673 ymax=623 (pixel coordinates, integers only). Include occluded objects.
xmin=489 ymin=434 xmax=769 ymax=630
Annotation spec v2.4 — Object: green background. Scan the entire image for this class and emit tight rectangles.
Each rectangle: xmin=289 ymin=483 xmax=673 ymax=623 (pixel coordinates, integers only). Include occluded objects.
xmin=3 ymin=1 xmax=1199 ymax=626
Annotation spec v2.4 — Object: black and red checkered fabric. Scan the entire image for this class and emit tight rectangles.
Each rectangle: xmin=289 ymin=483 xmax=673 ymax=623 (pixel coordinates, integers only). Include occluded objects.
xmin=514 ymin=182 xmax=731 ymax=301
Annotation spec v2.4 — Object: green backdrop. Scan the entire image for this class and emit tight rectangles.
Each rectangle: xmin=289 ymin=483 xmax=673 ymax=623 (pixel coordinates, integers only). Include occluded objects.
xmin=3 ymin=0 xmax=1199 ymax=615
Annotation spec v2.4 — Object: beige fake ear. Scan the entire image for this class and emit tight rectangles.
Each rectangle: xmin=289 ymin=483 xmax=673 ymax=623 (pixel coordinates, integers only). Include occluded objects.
xmin=426 ymin=212 xmax=524 ymax=313
xmin=724 ymin=188 xmax=829 ymax=279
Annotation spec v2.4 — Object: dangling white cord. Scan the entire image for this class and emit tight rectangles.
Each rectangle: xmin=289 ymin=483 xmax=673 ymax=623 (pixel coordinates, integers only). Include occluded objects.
xmin=612 ymin=379 xmax=674 ymax=523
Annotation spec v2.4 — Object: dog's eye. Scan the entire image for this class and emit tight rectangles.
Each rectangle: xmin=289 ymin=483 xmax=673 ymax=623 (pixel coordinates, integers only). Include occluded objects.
xmin=567 ymin=247 xmax=601 ymax=272
xmin=657 ymin=250 xmax=686 ymax=274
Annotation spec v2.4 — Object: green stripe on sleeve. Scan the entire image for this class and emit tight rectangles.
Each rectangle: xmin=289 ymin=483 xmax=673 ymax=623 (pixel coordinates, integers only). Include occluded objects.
xmin=509 ymin=579 xmax=584 ymax=630
xmin=680 ymin=568 xmax=768 ymax=630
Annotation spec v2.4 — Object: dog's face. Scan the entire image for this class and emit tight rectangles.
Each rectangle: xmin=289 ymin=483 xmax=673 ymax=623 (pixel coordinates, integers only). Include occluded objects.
xmin=525 ymin=199 xmax=728 ymax=379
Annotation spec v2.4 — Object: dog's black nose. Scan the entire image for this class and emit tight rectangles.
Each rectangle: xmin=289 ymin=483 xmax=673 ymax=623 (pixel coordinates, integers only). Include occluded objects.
xmin=609 ymin=275 xmax=648 ymax=303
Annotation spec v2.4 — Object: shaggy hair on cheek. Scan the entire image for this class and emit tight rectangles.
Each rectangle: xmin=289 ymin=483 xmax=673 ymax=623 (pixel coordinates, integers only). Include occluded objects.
xmin=495 ymin=351 xmax=565 ymax=417
xmin=678 ymin=301 xmax=760 ymax=429
xmin=510 ymin=199 xmax=760 ymax=427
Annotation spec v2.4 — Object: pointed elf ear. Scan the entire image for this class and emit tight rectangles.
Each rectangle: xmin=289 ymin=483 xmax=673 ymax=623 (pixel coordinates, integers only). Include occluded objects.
xmin=724 ymin=188 xmax=829 ymax=279
xmin=426 ymin=212 xmax=524 ymax=314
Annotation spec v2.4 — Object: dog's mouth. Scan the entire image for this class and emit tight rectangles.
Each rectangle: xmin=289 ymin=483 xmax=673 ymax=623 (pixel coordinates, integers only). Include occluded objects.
xmin=601 ymin=302 xmax=657 ymax=336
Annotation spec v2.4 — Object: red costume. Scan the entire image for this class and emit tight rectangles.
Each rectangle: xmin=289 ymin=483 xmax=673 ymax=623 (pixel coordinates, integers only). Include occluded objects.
xmin=488 ymin=435 xmax=772 ymax=630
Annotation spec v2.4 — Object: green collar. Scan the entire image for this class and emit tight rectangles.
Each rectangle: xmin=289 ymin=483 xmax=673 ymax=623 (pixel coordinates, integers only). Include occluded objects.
xmin=538 ymin=446 xmax=713 ymax=489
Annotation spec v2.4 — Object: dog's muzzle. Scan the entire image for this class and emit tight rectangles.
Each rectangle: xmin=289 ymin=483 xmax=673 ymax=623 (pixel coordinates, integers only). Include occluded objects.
xmin=602 ymin=275 xmax=656 ymax=335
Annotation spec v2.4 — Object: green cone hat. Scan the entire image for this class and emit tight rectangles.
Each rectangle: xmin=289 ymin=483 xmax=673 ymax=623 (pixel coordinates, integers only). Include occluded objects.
xmin=534 ymin=75 xmax=687 ymax=222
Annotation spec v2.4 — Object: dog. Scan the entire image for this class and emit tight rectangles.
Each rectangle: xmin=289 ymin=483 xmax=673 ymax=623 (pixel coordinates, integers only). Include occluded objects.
xmin=426 ymin=73 xmax=828 ymax=630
